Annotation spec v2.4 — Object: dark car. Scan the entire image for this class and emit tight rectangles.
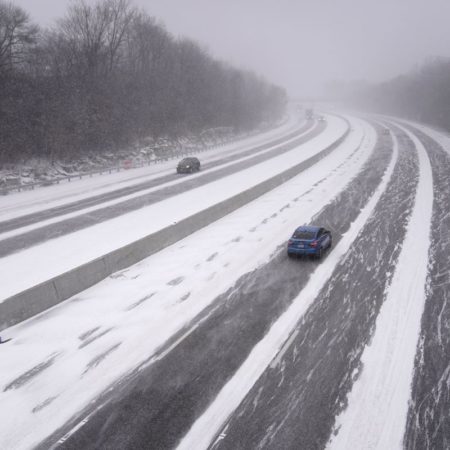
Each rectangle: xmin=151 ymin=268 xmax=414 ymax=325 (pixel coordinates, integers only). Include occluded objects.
xmin=287 ymin=225 xmax=332 ymax=259
xmin=177 ymin=157 xmax=201 ymax=174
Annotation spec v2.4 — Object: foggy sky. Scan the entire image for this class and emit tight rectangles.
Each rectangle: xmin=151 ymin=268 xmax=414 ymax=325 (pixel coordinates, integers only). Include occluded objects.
xmin=13 ymin=0 xmax=450 ymax=97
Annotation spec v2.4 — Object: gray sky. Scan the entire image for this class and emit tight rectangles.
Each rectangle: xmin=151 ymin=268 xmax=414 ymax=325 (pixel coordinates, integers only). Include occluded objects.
xmin=13 ymin=0 xmax=450 ymax=96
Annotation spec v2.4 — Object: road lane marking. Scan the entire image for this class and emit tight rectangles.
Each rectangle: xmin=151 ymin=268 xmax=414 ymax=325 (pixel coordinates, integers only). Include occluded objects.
xmin=328 ymin=123 xmax=433 ymax=450
xmin=176 ymin=124 xmax=398 ymax=450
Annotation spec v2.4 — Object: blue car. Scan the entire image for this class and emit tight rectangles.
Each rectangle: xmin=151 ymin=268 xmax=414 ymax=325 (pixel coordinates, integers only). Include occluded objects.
xmin=287 ymin=225 xmax=332 ymax=259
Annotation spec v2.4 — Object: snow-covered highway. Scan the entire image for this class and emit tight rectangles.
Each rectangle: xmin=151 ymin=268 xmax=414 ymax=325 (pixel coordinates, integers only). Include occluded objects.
xmin=0 ymin=114 xmax=345 ymax=328
xmin=0 ymin=118 xmax=319 ymax=254
xmin=0 ymin=113 xmax=449 ymax=450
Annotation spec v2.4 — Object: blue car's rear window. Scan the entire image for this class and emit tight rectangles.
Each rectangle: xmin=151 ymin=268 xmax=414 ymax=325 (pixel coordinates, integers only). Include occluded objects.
xmin=293 ymin=230 xmax=316 ymax=239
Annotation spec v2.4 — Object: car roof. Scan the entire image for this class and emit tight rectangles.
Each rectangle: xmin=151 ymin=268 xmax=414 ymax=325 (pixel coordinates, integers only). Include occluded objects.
xmin=295 ymin=225 xmax=320 ymax=233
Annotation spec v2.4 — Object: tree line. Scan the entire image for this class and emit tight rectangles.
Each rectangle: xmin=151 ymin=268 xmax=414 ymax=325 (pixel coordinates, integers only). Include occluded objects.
xmin=0 ymin=0 xmax=287 ymax=164
xmin=336 ymin=59 xmax=450 ymax=132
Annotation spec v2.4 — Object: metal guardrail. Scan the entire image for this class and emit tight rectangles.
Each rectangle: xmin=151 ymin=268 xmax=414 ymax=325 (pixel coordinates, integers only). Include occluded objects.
xmin=0 ymin=140 xmax=236 ymax=195
xmin=0 ymin=119 xmax=292 ymax=196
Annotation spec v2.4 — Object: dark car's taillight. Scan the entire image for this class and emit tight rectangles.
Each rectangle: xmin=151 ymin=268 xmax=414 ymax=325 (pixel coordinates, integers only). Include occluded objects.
xmin=309 ymin=240 xmax=318 ymax=248
xmin=288 ymin=239 xmax=294 ymax=245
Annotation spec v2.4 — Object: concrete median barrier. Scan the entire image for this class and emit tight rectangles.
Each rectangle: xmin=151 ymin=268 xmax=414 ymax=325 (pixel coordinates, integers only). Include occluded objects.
xmin=0 ymin=118 xmax=349 ymax=331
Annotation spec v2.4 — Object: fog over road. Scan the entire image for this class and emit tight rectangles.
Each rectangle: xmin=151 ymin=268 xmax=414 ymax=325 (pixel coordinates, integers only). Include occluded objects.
xmin=1 ymin=113 xmax=449 ymax=450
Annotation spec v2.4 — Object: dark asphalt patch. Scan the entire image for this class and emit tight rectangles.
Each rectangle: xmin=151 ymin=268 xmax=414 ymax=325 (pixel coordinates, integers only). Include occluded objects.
xmin=125 ymin=293 xmax=156 ymax=311
xmin=3 ymin=352 xmax=61 ymax=392
xmin=79 ymin=328 xmax=114 ymax=349
xmin=83 ymin=343 xmax=121 ymax=375
xmin=206 ymin=252 xmax=218 ymax=262
xmin=179 ymin=292 xmax=191 ymax=302
xmin=32 ymin=396 xmax=58 ymax=414
xmin=78 ymin=327 xmax=101 ymax=341
xmin=167 ymin=276 xmax=185 ymax=286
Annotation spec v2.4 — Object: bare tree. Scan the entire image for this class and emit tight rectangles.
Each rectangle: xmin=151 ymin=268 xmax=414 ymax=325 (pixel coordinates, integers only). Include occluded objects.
xmin=0 ymin=1 xmax=38 ymax=74
xmin=0 ymin=0 xmax=287 ymax=164
xmin=57 ymin=0 xmax=135 ymax=78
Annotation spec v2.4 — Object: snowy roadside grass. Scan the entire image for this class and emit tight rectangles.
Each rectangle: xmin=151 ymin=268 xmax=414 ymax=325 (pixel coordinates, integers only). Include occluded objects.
xmin=0 ymin=118 xmax=373 ymax=450
xmin=327 ymin=124 xmax=433 ymax=450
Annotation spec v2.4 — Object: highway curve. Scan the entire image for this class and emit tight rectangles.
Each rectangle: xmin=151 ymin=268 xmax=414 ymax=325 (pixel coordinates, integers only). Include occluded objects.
xmin=46 ymin=122 xmax=393 ymax=450
xmin=7 ymin=117 xmax=447 ymax=450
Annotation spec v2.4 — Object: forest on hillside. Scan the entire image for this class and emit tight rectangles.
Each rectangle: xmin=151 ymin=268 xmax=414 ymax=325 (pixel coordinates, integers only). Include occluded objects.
xmin=333 ymin=59 xmax=450 ymax=132
xmin=0 ymin=0 xmax=287 ymax=164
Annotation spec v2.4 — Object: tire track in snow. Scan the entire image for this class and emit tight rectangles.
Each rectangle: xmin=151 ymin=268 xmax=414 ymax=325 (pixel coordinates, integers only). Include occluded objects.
xmin=3 ymin=352 xmax=62 ymax=392
xmin=327 ymin=124 xmax=433 ymax=450
xmin=203 ymin=123 xmax=417 ymax=450
xmin=52 ymin=123 xmax=390 ymax=450
xmin=400 ymin=125 xmax=450 ymax=450
xmin=177 ymin=123 xmax=399 ymax=450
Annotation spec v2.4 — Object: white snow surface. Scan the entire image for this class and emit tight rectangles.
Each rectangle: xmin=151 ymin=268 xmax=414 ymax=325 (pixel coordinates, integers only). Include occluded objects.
xmin=177 ymin=119 xmax=398 ymax=450
xmin=405 ymin=120 xmax=450 ymax=157
xmin=327 ymin=126 xmax=433 ymax=450
xmin=0 ymin=115 xmax=343 ymax=302
xmin=0 ymin=116 xmax=373 ymax=450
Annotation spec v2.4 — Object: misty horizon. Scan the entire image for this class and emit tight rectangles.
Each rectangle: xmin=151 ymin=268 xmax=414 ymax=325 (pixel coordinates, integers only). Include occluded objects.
xmin=12 ymin=0 xmax=450 ymax=97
